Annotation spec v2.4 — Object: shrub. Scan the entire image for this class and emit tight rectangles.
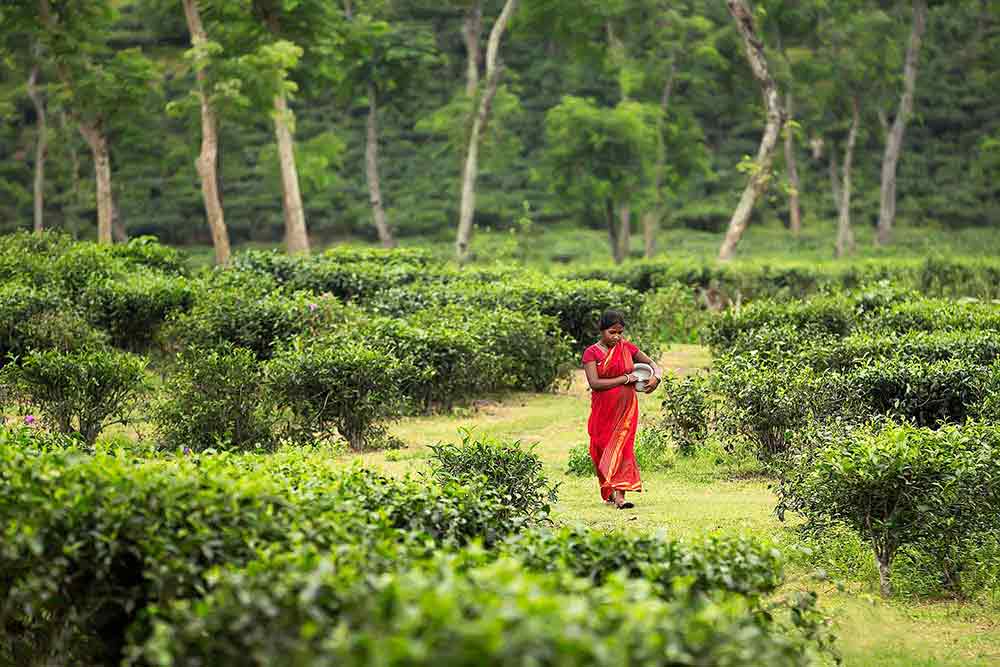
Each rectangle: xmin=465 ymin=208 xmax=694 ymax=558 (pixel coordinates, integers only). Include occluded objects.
xmin=142 ymin=554 xmax=832 ymax=667
xmin=707 ymin=294 xmax=855 ymax=352
xmin=428 ymin=430 xmax=558 ymax=525
xmin=634 ymin=425 xmax=677 ymax=472
xmin=164 ymin=286 xmax=348 ymax=359
xmin=81 ymin=273 xmax=193 ymax=349
xmin=50 ymin=242 xmax=128 ymax=294
xmin=658 ymin=372 xmax=711 ymax=455
xmin=713 ymin=355 xmax=846 ymax=463
xmin=638 ymin=282 xmax=710 ymax=344
xmin=0 ymin=347 xmax=147 ymax=445
xmin=109 ymin=235 xmax=186 ymax=274
xmin=0 ymin=283 xmax=105 ymax=362
xmin=502 ymin=528 xmax=785 ymax=600
xmin=845 ymin=357 xmax=990 ymax=427
xmin=153 ymin=345 xmax=278 ymax=452
xmin=361 ymin=315 xmax=492 ymax=413
xmin=777 ymin=422 xmax=1000 ymax=597
xmin=566 ymin=444 xmax=594 ymax=476
xmin=870 ymin=298 xmax=1000 ymax=334
xmin=266 ymin=336 xmax=409 ymax=449
xmin=0 ymin=443 xmax=526 ymax=665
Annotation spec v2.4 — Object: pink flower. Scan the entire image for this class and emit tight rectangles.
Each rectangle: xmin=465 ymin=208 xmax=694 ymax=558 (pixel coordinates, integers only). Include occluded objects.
xmin=24 ymin=415 xmax=36 ymax=426
xmin=308 ymin=303 xmax=318 ymax=312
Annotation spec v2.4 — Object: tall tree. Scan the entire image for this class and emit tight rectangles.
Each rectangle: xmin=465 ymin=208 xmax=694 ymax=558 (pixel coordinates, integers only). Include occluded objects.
xmin=718 ymin=0 xmax=786 ymax=261
xmin=329 ymin=3 xmax=436 ymax=248
xmin=8 ymin=0 xmax=157 ymax=243
xmin=835 ymin=96 xmax=860 ymax=257
xmin=455 ymin=0 xmax=519 ymax=263
xmin=876 ymin=0 xmax=928 ymax=245
xmin=181 ymin=0 xmax=230 ymax=265
xmin=26 ymin=44 xmax=47 ymax=233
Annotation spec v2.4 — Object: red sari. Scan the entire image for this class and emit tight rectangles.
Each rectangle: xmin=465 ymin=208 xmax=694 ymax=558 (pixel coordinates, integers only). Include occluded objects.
xmin=582 ymin=340 xmax=642 ymax=501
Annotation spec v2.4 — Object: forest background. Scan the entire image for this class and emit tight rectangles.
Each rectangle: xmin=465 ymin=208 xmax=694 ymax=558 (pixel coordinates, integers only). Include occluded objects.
xmin=1 ymin=0 xmax=999 ymax=264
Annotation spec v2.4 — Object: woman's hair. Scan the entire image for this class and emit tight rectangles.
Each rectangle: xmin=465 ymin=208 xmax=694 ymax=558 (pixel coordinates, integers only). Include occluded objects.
xmin=599 ymin=309 xmax=627 ymax=331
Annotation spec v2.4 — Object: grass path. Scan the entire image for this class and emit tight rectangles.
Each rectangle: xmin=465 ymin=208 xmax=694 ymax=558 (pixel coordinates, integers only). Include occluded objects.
xmin=348 ymin=344 xmax=1000 ymax=667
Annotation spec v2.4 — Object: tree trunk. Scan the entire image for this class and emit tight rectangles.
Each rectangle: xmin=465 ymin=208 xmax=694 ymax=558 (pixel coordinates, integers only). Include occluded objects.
xmin=876 ymin=0 xmax=928 ymax=246
xmin=642 ymin=212 xmax=657 ymax=258
xmin=784 ymin=91 xmax=802 ymax=237
xmin=875 ymin=547 xmax=893 ymax=598
xmin=183 ymin=0 xmax=231 ymax=265
xmin=836 ymin=98 xmax=860 ymax=258
xmin=647 ymin=59 xmax=677 ymax=259
xmin=455 ymin=0 xmax=519 ymax=263
xmin=111 ymin=200 xmax=128 ymax=242
xmin=828 ymin=143 xmax=842 ymax=219
xmin=617 ymin=204 xmax=631 ymax=262
xmin=462 ymin=1 xmax=482 ymax=97
xmin=272 ymin=91 xmax=310 ymax=255
xmin=27 ymin=62 xmax=47 ymax=233
xmin=606 ymin=199 xmax=621 ymax=263
xmin=719 ymin=0 xmax=787 ymax=261
xmin=77 ymin=121 xmax=113 ymax=244
xmin=366 ymin=83 xmax=395 ymax=248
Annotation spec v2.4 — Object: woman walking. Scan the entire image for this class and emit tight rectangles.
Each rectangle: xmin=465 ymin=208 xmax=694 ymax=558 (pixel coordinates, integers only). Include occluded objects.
xmin=581 ymin=310 xmax=661 ymax=509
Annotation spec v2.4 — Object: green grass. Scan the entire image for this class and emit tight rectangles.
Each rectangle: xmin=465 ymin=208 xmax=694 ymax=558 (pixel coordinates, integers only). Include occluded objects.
xmin=344 ymin=343 xmax=1000 ymax=667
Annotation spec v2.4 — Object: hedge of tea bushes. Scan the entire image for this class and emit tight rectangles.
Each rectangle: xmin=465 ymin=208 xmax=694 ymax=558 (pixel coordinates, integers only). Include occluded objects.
xmin=0 ymin=427 xmax=835 ymax=666
xmin=560 ymin=255 xmax=1000 ymax=302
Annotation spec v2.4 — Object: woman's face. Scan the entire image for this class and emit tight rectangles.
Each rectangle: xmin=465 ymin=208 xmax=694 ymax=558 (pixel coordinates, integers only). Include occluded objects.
xmin=601 ymin=323 xmax=625 ymax=347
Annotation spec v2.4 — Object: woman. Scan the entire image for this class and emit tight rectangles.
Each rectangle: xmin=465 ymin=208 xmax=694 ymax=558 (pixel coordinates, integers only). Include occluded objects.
xmin=581 ymin=310 xmax=661 ymax=509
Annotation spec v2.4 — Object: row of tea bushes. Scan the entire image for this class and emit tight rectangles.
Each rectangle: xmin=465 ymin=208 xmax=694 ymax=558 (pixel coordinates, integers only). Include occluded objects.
xmin=561 ymin=255 xmax=1000 ymax=301
xmin=0 ymin=428 xmax=835 ymax=666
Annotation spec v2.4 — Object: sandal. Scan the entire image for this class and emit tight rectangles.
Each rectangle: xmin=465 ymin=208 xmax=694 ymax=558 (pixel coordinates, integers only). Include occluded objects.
xmin=616 ymin=501 xmax=635 ymax=510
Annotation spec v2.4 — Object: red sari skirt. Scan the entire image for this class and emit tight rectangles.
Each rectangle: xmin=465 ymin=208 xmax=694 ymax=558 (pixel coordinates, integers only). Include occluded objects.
xmin=584 ymin=341 xmax=642 ymax=501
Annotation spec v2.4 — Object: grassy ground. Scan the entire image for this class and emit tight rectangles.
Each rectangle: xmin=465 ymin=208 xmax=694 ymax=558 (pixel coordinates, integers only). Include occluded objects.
xmin=345 ymin=344 xmax=1000 ymax=667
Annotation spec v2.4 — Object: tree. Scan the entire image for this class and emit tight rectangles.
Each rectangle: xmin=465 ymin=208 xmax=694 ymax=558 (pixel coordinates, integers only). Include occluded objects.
xmin=328 ymin=2 xmax=438 ymax=248
xmin=26 ymin=43 xmax=47 ymax=233
xmin=876 ymin=0 xmax=928 ymax=245
xmin=181 ymin=0 xmax=230 ymax=265
xmin=7 ymin=0 xmax=157 ymax=243
xmin=455 ymin=0 xmax=520 ymax=263
xmin=718 ymin=0 xmax=786 ymax=261
xmin=544 ymin=96 xmax=660 ymax=264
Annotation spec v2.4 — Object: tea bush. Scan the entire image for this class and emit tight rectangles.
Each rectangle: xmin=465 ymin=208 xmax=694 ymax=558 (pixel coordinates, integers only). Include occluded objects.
xmin=0 ymin=440 xmax=527 ymax=665
xmin=713 ymin=355 xmax=847 ymax=463
xmin=81 ymin=272 xmax=193 ymax=350
xmin=141 ymin=553 xmax=832 ymax=667
xmin=566 ymin=444 xmax=594 ymax=476
xmin=777 ymin=422 xmax=1000 ymax=597
xmin=0 ymin=347 xmax=147 ymax=445
xmin=428 ymin=430 xmax=559 ymax=525
xmin=153 ymin=345 xmax=279 ymax=452
xmin=845 ymin=357 xmax=990 ymax=427
xmin=164 ymin=285 xmax=349 ymax=359
xmin=0 ymin=283 xmax=105 ymax=362
xmin=566 ymin=426 xmax=676 ymax=477
xmin=638 ymin=283 xmax=710 ymax=344
xmin=707 ymin=295 xmax=855 ymax=352
xmin=266 ymin=336 xmax=410 ymax=449
xmin=658 ymin=372 xmax=711 ymax=455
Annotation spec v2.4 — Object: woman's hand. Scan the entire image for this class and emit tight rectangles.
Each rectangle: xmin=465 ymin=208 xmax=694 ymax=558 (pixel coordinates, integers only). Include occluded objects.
xmin=642 ymin=376 xmax=660 ymax=394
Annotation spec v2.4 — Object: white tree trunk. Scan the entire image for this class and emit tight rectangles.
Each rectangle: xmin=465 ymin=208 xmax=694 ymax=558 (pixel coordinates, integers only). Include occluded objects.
xmin=77 ymin=122 xmax=113 ymax=244
xmin=646 ymin=60 xmax=677 ymax=259
xmin=272 ymin=91 xmax=310 ymax=255
xmin=366 ymin=83 xmax=395 ymax=248
xmin=642 ymin=212 xmax=657 ymax=259
xmin=784 ymin=91 xmax=802 ymax=237
xmin=617 ymin=204 xmax=631 ymax=263
xmin=455 ymin=0 xmax=519 ymax=263
xmin=719 ymin=0 xmax=787 ymax=261
xmin=828 ymin=143 xmax=842 ymax=220
xmin=463 ymin=1 xmax=482 ymax=97
xmin=836 ymin=98 xmax=860 ymax=258
xmin=27 ymin=62 xmax=46 ymax=233
xmin=876 ymin=0 xmax=928 ymax=246
xmin=183 ymin=0 xmax=231 ymax=265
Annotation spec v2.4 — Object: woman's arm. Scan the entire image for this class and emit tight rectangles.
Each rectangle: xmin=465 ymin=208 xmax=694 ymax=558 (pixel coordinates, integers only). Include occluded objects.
xmin=632 ymin=349 xmax=662 ymax=393
xmin=584 ymin=360 xmax=634 ymax=391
